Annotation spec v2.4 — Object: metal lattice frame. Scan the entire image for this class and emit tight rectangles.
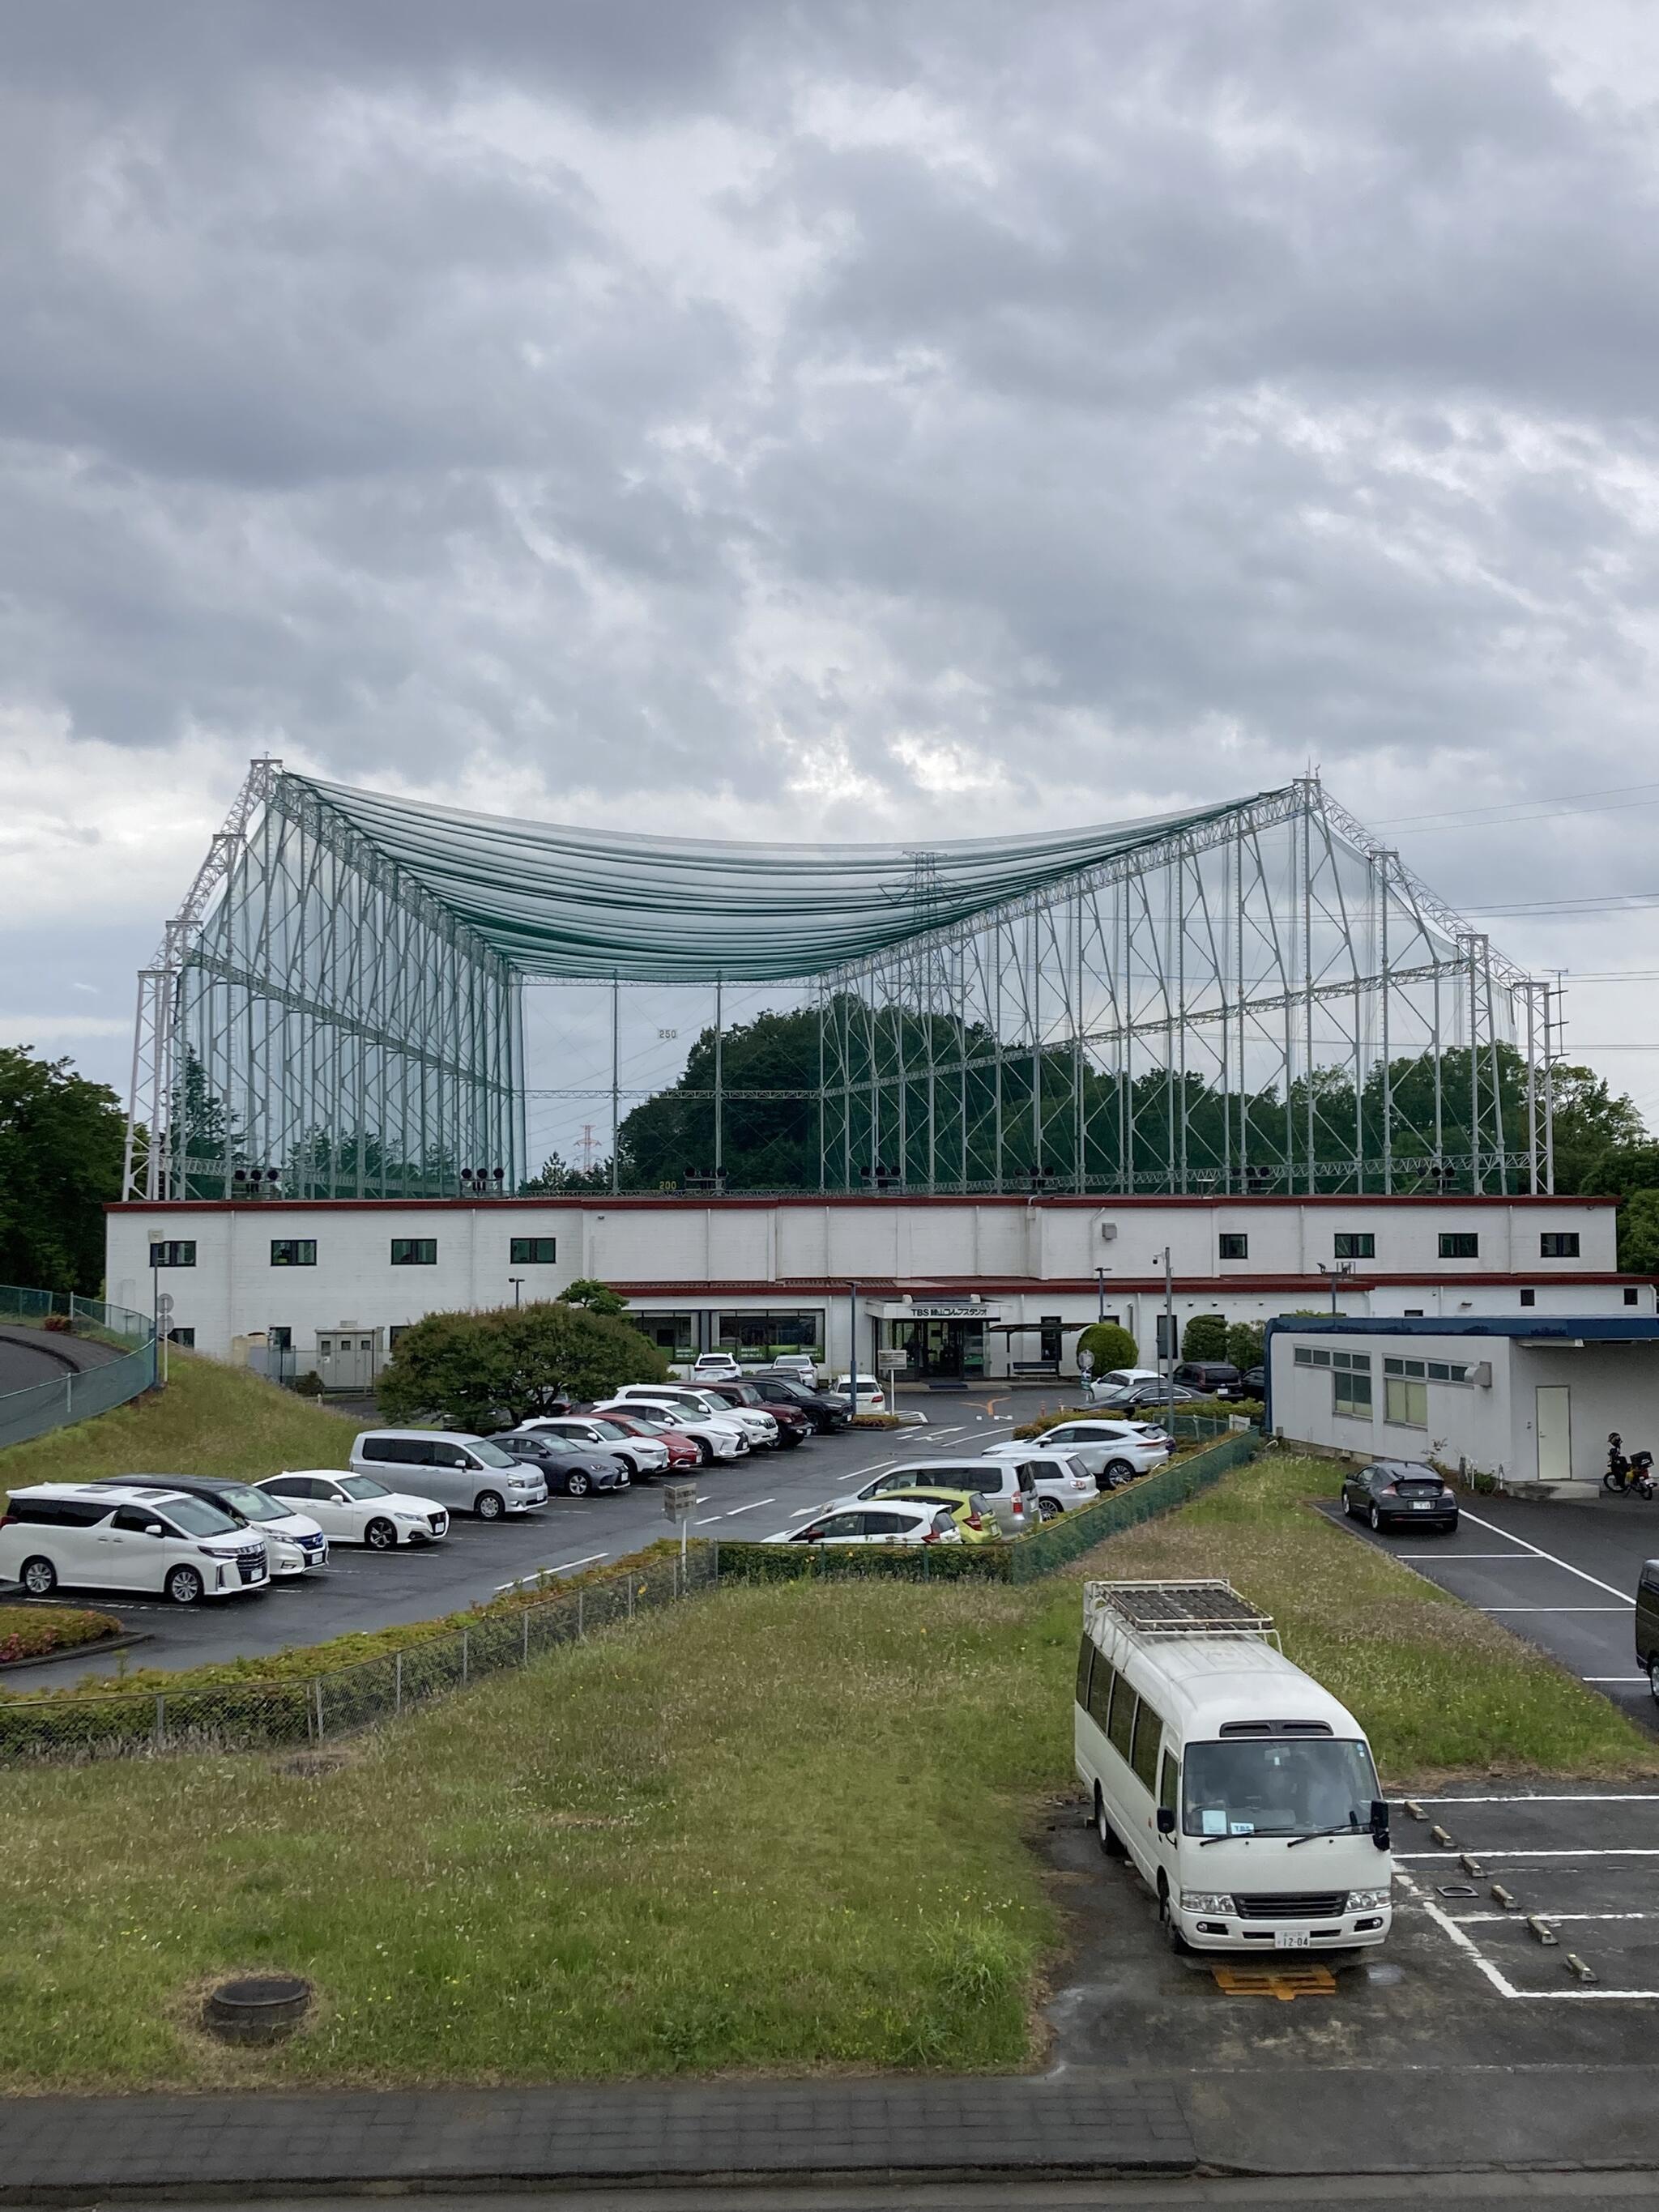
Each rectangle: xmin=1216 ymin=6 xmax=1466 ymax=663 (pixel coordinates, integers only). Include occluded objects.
xmin=126 ymin=769 xmax=1551 ymax=1202
xmin=817 ymin=779 xmax=1550 ymax=1197
xmin=126 ymin=767 xmax=522 ymax=1200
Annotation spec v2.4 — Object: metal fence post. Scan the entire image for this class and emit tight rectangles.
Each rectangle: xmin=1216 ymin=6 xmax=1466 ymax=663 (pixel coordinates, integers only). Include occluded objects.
xmin=462 ymin=1628 xmax=470 ymax=1683
xmin=314 ymin=1679 xmax=324 ymax=1741
xmin=522 ymin=1609 xmax=530 ymax=1665
xmin=394 ymin=1651 xmax=403 ymax=1715
xmin=627 ymin=1579 xmax=634 ymax=1622
xmin=154 ymin=1694 xmax=165 ymax=1752
xmin=577 ymin=1588 xmax=584 ymax=1641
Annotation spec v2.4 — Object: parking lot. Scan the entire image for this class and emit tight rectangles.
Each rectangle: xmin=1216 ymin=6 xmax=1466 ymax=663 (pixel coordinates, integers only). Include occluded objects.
xmin=1045 ymin=1782 xmax=1659 ymax=2171
xmin=1316 ymin=1484 xmax=1658 ymax=1734
xmin=2 ymin=1398 xmax=1021 ymax=1682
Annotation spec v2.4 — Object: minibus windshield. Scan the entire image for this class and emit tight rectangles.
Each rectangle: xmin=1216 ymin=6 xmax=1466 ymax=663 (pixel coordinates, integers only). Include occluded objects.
xmin=1183 ymin=1737 xmax=1379 ymax=1839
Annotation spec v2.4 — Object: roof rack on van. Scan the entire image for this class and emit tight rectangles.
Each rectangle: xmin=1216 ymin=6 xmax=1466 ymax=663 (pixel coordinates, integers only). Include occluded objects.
xmin=1085 ymin=1579 xmax=1278 ymax=1646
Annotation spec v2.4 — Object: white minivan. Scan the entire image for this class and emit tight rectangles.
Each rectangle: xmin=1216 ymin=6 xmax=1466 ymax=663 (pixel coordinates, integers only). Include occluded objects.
xmin=0 ymin=1483 xmax=271 ymax=1605
xmin=1075 ymin=1578 xmax=1392 ymax=1954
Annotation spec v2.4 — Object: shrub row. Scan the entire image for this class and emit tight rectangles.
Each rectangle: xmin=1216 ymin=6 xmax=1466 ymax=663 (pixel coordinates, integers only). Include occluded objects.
xmin=0 ymin=1605 xmax=123 ymax=1667
xmin=715 ymin=1430 xmax=1260 ymax=1587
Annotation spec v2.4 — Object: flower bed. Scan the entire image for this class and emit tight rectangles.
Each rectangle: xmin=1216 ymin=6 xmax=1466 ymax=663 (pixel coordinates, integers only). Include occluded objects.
xmin=0 ymin=1605 xmax=124 ymax=1667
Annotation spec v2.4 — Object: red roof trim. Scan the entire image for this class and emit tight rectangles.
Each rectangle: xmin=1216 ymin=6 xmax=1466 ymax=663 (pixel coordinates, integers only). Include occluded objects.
xmin=106 ymin=1191 xmax=1618 ymax=1214
xmin=603 ymin=1272 xmax=1648 ymax=1297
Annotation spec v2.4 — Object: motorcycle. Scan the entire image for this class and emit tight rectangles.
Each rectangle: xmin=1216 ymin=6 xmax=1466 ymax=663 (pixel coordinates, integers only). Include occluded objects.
xmin=1603 ymin=1432 xmax=1655 ymax=1499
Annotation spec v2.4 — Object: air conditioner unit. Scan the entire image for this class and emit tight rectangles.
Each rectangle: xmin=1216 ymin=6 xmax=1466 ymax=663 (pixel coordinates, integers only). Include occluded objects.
xmin=1099 ymin=1221 xmax=1118 ymax=1242
xmin=1470 ymin=1360 xmax=1493 ymax=1387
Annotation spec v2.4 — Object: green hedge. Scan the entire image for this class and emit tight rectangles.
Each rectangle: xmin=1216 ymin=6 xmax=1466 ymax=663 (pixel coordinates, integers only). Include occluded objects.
xmin=716 ymin=1430 xmax=1260 ymax=1587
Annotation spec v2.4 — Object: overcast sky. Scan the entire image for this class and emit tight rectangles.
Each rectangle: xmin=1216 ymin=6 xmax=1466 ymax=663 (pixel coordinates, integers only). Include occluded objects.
xmin=6 ymin=0 xmax=1659 ymax=1154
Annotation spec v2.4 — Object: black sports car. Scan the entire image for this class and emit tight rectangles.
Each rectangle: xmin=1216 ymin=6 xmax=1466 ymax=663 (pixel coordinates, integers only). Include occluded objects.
xmin=1341 ymin=1460 xmax=1459 ymax=1533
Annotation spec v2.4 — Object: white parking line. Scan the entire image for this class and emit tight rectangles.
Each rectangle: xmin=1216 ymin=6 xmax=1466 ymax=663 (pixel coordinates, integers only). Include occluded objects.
xmin=1456 ymin=1507 xmax=1637 ymax=1605
xmin=1400 ymin=1848 xmax=1659 ymax=1858
xmin=495 ymin=1550 xmax=608 ymax=1592
xmin=719 ymin=1498 xmax=775 ymax=1517
xmin=694 ymin=1515 xmax=722 ymax=1527
xmin=1482 ymin=1605 xmax=1633 ymax=1613
xmin=789 ymin=1505 xmax=820 ymax=1519
xmin=837 ymin=1460 xmax=893 ymax=1484
xmin=1586 ymin=1676 xmax=1651 ymax=1684
xmin=1405 ymin=1793 xmax=1659 ymax=1804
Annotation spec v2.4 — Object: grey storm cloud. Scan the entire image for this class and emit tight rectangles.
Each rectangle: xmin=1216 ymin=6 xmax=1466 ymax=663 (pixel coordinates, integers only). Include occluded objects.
xmin=7 ymin=0 xmax=1659 ymax=1118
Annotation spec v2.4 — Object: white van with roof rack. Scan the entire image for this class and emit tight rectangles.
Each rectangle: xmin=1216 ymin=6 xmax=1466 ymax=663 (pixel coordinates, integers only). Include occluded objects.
xmin=1075 ymin=1579 xmax=1392 ymax=1955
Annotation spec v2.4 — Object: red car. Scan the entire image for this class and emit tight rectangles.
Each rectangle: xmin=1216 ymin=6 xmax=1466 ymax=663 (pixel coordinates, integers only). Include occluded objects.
xmin=701 ymin=1379 xmax=811 ymax=1447
xmin=597 ymin=1409 xmax=701 ymax=1469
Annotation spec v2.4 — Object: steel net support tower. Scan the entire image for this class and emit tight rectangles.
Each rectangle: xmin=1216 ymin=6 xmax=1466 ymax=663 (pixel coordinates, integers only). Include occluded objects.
xmin=125 ymin=765 xmax=1553 ymax=1203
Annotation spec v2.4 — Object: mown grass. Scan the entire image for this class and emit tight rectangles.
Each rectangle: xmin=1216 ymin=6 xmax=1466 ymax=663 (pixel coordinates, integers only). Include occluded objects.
xmin=0 ymin=1446 xmax=1650 ymax=2090
xmin=0 ymin=1350 xmax=358 ymax=1499
xmin=0 ymin=1577 xmax=1064 ymax=2089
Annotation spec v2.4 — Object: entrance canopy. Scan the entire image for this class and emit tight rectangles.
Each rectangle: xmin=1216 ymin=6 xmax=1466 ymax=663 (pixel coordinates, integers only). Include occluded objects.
xmin=300 ymin=774 xmax=1270 ymax=985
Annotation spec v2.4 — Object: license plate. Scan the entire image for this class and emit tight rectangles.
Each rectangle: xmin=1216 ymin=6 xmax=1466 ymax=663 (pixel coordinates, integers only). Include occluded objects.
xmin=1274 ymin=1929 xmax=1311 ymax=1950
xmin=1411 ymin=1500 xmax=1431 ymax=1511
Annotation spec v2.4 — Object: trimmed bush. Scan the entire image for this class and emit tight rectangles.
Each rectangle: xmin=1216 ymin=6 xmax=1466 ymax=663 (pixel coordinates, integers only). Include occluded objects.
xmin=1180 ymin=1312 xmax=1228 ymax=1362
xmin=1076 ymin=1321 xmax=1137 ymax=1375
xmin=0 ymin=1605 xmax=122 ymax=1666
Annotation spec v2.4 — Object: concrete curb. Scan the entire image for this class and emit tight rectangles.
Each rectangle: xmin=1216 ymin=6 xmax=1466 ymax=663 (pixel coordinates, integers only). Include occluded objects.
xmin=0 ymin=1628 xmax=155 ymax=1677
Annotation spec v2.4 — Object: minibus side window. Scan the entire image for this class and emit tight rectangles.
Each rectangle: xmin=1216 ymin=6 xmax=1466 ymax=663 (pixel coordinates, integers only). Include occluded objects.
xmin=1158 ymin=1750 xmax=1180 ymax=1818
xmin=1089 ymin=1659 xmax=1116 ymax=1733
xmin=1107 ymin=1673 xmax=1136 ymax=1760
xmin=1130 ymin=1700 xmax=1163 ymax=1792
xmin=1075 ymin=1638 xmax=1094 ymax=1708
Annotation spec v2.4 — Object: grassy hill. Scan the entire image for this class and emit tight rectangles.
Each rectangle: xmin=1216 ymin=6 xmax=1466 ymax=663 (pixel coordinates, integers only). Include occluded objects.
xmin=0 ymin=1350 xmax=359 ymax=1495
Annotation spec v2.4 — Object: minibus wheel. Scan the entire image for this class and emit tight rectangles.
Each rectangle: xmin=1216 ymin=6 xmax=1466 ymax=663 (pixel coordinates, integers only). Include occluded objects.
xmin=1094 ymin=1786 xmax=1126 ymax=1859
xmin=1157 ymin=1877 xmax=1188 ymax=1954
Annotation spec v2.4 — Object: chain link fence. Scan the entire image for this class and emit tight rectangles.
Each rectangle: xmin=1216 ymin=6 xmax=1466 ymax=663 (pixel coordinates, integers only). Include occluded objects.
xmin=0 ymin=1287 xmax=157 ymax=1451
xmin=0 ymin=1545 xmax=718 ymax=1766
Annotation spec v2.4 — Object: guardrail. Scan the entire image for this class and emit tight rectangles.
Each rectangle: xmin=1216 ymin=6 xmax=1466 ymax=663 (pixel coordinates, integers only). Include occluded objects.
xmin=0 ymin=1288 xmax=157 ymax=1452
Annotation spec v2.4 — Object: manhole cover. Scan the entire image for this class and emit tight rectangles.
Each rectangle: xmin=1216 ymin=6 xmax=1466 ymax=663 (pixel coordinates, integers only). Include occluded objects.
xmin=203 ymin=1973 xmax=313 ymax=2044
xmin=1436 ymin=1883 xmax=1479 ymax=1898
xmin=1211 ymin=1964 xmax=1337 ymax=2001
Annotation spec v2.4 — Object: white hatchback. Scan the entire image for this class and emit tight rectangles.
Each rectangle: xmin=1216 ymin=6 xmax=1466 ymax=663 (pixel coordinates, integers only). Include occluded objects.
xmin=766 ymin=1502 xmax=962 ymax=1547
xmin=258 ymin=1471 xmax=450 ymax=1549
xmin=0 ymin=1483 xmax=271 ymax=1605
xmin=830 ymin=1375 xmax=888 ymax=1413
xmin=979 ymin=1450 xmax=1098 ymax=1515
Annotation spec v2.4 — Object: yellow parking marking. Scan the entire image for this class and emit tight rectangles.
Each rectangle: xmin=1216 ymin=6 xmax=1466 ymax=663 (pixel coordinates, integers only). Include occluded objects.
xmin=1210 ymin=1964 xmax=1337 ymax=2001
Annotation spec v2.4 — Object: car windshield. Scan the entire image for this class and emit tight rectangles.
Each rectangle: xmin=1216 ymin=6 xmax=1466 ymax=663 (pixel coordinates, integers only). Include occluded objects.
xmin=211 ymin=1484 xmax=286 ymax=1523
xmin=159 ymin=1495 xmax=241 ymax=1536
xmin=1183 ymin=1739 xmax=1380 ymax=1839
xmin=339 ymin=1476 xmax=390 ymax=1499
xmin=625 ymin=1413 xmax=672 ymax=1432
xmin=587 ymin=1418 xmax=631 ymax=1439
xmin=470 ymin=1440 xmax=518 ymax=1468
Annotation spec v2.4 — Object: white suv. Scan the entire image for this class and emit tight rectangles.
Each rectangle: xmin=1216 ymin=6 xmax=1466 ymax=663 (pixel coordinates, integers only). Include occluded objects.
xmin=591 ymin=1396 xmax=746 ymax=1462
xmin=692 ymin=1352 xmax=743 ymax=1380
xmin=987 ymin=1420 xmax=1169 ymax=1486
xmin=612 ymin=1383 xmax=775 ymax=1451
xmin=0 ymin=1483 xmax=270 ymax=1605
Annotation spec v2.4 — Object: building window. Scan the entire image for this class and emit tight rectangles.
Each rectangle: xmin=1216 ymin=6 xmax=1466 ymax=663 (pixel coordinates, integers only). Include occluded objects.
xmin=1439 ymin=1232 xmax=1479 ymax=1259
xmin=270 ymin=1239 xmax=316 ymax=1267
xmin=388 ymin=1325 xmax=409 ymax=1349
xmin=165 ymin=1326 xmax=195 ymax=1347
xmin=1626 ymin=1287 xmax=1640 ymax=1307
xmin=269 ymin=1328 xmax=292 ymax=1352
xmin=1218 ymin=1233 xmax=1248 ymax=1260
xmin=1539 ymin=1233 xmax=1580 ymax=1258
xmin=510 ymin=1236 xmax=557 ymax=1264
xmin=716 ymin=1310 xmax=825 ymax=1358
xmin=1520 ymin=1288 xmax=1536 ymax=1307
xmin=390 ymin=1238 xmax=437 ymax=1266
xmin=1385 ymin=1377 xmax=1428 ymax=1427
xmin=634 ymin=1311 xmax=697 ymax=1355
xmin=1333 ymin=1362 xmax=1372 ymax=1419
xmin=148 ymin=1241 xmax=196 ymax=1268
xmin=1333 ymin=1232 xmax=1375 ymax=1260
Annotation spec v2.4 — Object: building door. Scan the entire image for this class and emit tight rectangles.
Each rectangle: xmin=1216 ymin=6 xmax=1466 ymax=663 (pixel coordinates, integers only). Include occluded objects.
xmin=317 ymin=1332 xmax=380 ymax=1392
xmin=1536 ymin=1383 xmax=1572 ymax=1483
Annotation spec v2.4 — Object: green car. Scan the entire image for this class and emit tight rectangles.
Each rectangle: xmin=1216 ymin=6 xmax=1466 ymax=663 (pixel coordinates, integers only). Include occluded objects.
xmin=874 ymin=1485 xmax=1003 ymax=1543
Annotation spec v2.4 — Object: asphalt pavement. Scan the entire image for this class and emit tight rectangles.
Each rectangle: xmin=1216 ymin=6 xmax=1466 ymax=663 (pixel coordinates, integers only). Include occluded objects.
xmin=1316 ymin=1484 xmax=1659 ymax=1733
xmin=1 ymin=1398 xmax=1019 ymax=1683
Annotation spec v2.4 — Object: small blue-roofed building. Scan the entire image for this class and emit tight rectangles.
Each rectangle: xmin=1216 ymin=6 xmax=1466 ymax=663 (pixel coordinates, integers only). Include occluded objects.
xmin=1265 ymin=1315 xmax=1659 ymax=1498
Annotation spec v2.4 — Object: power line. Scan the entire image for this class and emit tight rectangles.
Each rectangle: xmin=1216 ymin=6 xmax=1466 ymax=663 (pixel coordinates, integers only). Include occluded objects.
xmin=1374 ymin=776 xmax=1659 ymax=833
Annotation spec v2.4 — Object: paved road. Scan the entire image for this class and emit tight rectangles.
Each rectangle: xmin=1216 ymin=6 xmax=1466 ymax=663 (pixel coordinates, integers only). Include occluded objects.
xmin=148 ymin=2183 xmax=1659 ymax=2210
xmin=1316 ymin=1485 xmax=1659 ymax=1734
xmin=1 ymin=1399 xmax=1018 ymax=1682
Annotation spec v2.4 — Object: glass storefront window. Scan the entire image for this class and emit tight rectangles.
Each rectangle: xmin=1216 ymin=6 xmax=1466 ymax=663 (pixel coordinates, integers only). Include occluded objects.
xmin=716 ymin=1311 xmax=825 ymax=1360
xmin=633 ymin=1311 xmax=697 ymax=1355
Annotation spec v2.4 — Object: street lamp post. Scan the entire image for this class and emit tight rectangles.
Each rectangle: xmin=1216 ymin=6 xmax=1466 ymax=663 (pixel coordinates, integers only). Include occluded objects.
xmin=509 ymin=1277 xmax=524 ymax=1308
xmin=1316 ymin=1261 xmax=1354 ymax=1314
xmin=847 ymin=1280 xmax=859 ymax=1421
xmin=1095 ymin=1266 xmax=1107 ymax=1323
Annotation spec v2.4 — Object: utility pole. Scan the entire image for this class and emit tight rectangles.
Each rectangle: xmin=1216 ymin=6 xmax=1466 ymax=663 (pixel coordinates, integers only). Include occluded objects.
xmin=1158 ymin=1246 xmax=1175 ymax=1433
xmin=847 ymin=1280 xmax=859 ymax=1419
xmin=1096 ymin=1266 xmax=1107 ymax=1323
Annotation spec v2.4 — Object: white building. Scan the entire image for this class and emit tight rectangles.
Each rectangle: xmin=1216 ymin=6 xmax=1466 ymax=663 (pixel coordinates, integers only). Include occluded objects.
xmin=107 ymin=1192 xmax=1648 ymax=1392
xmin=1265 ymin=1315 xmax=1659 ymax=1497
